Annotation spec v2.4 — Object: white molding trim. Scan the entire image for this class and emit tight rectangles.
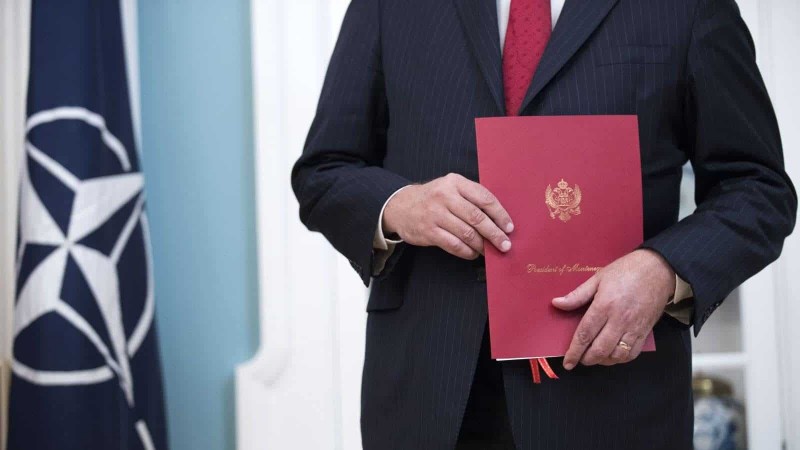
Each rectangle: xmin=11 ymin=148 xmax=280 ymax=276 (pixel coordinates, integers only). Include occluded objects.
xmin=0 ymin=2 xmax=31 ymax=449
xmin=120 ymin=0 xmax=142 ymax=154
xmin=763 ymin=0 xmax=800 ymax=448
xmin=237 ymin=1 xmax=365 ymax=449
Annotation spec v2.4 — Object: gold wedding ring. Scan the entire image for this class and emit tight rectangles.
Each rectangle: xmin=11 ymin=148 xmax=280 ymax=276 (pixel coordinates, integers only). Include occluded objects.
xmin=617 ymin=340 xmax=632 ymax=351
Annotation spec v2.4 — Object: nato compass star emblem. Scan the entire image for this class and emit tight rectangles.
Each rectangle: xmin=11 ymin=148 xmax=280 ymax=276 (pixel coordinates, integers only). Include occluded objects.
xmin=13 ymin=107 xmax=158 ymax=448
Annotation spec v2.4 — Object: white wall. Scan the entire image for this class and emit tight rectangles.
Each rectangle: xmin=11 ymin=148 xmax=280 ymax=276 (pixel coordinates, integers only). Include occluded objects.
xmin=236 ymin=0 xmax=363 ymax=448
xmin=0 ymin=2 xmax=30 ymax=449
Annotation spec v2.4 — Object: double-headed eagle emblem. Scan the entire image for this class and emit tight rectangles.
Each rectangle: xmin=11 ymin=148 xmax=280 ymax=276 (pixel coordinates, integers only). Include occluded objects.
xmin=545 ymin=178 xmax=582 ymax=222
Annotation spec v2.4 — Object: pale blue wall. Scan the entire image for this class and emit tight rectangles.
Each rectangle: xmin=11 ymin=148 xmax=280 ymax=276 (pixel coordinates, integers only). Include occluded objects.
xmin=137 ymin=1 xmax=259 ymax=449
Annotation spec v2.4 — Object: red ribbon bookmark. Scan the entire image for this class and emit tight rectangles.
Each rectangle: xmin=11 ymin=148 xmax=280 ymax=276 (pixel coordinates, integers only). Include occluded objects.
xmin=529 ymin=358 xmax=559 ymax=383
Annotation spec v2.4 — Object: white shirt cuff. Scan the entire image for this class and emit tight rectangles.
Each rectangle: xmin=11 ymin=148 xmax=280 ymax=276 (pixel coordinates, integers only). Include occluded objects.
xmin=373 ymin=185 xmax=411 ymax=250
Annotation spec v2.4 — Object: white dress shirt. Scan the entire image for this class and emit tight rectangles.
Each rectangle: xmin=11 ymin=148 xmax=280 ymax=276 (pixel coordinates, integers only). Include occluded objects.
xmin=497 ymin=0 xmax=565 ymax=50
xmin=371 ymin=0 xmax=694 ymax=321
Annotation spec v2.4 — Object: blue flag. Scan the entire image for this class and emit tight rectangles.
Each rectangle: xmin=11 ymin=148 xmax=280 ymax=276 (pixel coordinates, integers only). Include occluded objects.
xmin=8 ymin=1 xmax=168 ymax=449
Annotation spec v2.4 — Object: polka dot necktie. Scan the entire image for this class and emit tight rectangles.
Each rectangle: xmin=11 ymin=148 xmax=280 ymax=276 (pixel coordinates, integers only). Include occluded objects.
xmin=502 ymin=0 xmax=552 ymax=116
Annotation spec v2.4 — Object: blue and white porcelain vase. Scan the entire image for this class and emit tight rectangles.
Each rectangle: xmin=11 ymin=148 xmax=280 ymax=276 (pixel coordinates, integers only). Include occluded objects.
xmin=693 ymin=375 xmax=747 ymax=450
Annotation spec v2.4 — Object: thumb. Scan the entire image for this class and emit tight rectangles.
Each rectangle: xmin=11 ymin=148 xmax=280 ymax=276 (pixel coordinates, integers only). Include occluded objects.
xmin=552 ymin=275 xmax=600 ymax=311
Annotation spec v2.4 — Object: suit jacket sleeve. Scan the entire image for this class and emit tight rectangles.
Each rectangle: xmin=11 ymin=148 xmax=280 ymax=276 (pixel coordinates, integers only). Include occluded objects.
xmin=642 ymin=0 xmax=797 ymax=335
xmin=291 ymin=0 xmax=411 ymax=287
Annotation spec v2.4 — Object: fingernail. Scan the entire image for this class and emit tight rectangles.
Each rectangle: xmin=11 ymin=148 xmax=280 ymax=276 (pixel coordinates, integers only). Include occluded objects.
xmin=552 ymin=297 xmax=565 ymax=303
xmin=506 ymin=222 xmax=514 ymax=233
xmin=500 ymin=240 xmax=511 ymax=251
xmin=564 ymin=362 xmax=575 ymax=370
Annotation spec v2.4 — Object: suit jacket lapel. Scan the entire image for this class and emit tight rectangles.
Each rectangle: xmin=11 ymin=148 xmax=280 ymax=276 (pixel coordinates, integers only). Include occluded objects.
xmin=519 ymin=0 xmax=620 ymax=114
xmin=453 ymin=0 xmax=506 ymax=115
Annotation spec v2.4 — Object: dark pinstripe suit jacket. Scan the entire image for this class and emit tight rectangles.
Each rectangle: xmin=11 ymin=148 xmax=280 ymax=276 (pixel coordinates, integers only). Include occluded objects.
xmin=292 ymin=0 xmax=797 ymax=448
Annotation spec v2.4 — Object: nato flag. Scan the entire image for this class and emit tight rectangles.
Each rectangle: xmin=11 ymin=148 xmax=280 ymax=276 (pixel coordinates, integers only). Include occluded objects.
xmin=8 ymin=1 xmax=168 ymax=449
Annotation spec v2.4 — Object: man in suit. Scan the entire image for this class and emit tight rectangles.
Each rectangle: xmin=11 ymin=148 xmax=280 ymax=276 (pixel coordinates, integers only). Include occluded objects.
xmin=292 ymin=0 xmax=796 ymax=448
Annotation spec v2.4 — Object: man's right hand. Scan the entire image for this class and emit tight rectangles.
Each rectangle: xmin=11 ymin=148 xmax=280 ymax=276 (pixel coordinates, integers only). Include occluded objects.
xmin=382 ymin=173 xmax=514 ymax=260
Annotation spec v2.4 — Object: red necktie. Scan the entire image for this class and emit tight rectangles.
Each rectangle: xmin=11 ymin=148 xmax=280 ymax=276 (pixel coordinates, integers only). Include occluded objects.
xmin=502 ymin=0 xmax=552 ymax=116
xmin=502 ymin=0 xmax=558 ymax=383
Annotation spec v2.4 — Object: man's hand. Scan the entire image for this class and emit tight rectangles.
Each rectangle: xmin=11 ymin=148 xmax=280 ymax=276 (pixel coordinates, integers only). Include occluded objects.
xmin=552 ymin=249 xmax=676 ymax=369
xmin=383 ymin=173 xmax=514 ymax=260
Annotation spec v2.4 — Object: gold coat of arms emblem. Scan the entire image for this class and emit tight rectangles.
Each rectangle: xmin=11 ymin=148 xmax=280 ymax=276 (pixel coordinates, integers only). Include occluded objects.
xmin=545 ymin=179 xmax=582 ymax=222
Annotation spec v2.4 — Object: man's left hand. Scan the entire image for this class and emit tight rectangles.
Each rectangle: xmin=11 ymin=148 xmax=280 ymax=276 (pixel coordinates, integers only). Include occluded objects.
xmin=552 ymin=249 xmax=676 ymax=370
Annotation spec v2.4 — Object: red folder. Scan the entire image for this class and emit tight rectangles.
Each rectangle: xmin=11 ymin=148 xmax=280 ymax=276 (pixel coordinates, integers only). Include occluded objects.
xmin=475 ymin=115 xmax=656 ymax=360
